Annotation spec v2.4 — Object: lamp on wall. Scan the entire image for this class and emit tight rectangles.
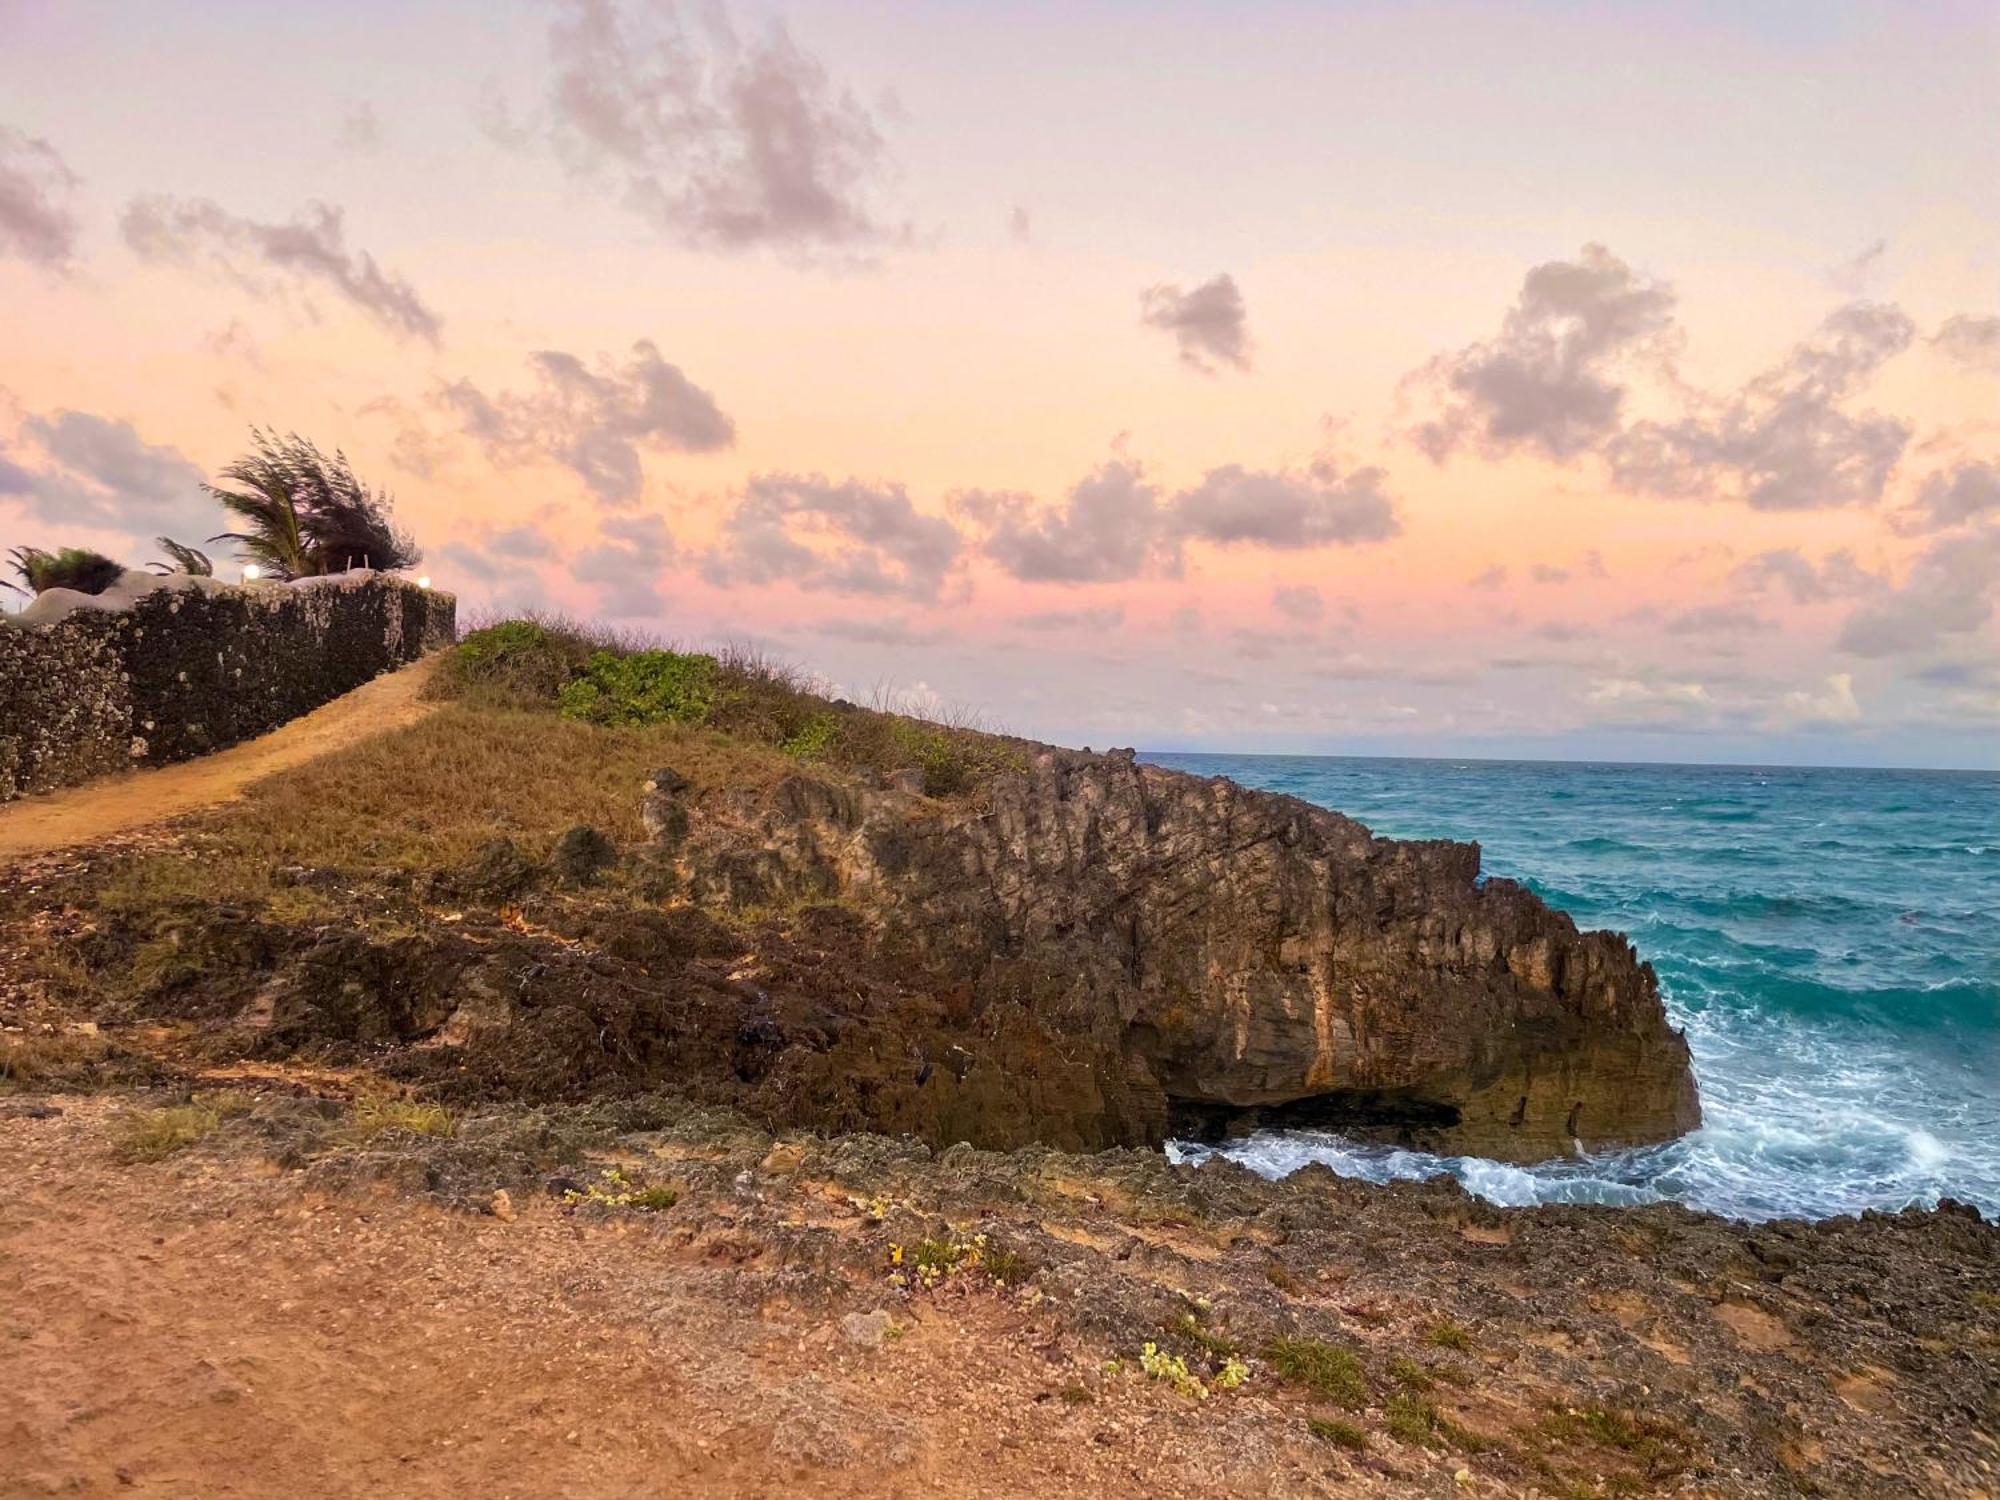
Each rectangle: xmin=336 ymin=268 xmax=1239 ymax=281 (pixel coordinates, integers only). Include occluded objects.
xmin=417 ymin=575 xmax=432 ymax=590
xmin=242 ymin=564 xmax=262 ymax=582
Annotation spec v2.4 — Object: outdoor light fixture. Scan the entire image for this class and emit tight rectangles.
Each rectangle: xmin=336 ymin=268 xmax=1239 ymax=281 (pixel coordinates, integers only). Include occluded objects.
xmin=242 ymin=564 xmax=262 ymax=581
xmin=417 ymin=575 xmax=431 ymax=589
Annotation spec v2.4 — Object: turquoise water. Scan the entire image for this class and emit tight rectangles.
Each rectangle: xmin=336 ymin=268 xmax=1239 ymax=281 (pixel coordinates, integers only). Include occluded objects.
xmin=1147 ymin=754 xmax=2000 ymax=1223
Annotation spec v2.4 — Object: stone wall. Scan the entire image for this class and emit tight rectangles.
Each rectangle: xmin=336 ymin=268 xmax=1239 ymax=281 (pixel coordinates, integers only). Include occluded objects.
xmin=0 ymin=572 xmax=455 ymax=802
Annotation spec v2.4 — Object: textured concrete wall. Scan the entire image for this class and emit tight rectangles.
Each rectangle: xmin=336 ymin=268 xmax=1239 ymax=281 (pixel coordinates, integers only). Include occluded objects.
xmin=0 ymin=573 xmax=455 ymax=802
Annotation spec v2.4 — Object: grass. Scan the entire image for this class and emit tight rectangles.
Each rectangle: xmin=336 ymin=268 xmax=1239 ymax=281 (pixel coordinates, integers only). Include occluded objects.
xmin=110 ymin=1102 xmax=222 ymax=1161
xmin=345 ymin=1096 xmax=457 ymax=1140
xmin=1388 ymin=1356 xmax=1434 ymax=1391
xmin=1424 ymin=1317 xmax=1474 ymax=1351
xmin=1537 ymin=1404 xmax=1693 ymax=1477
xmin=1175 ymin=1312 xmax=1241 ymax=1361
xmin=1264 ymin=1336 xmax=1370 ymax=1410
xmin=1 ymin=1031 xmax=112 ymax=1090
xmin=1307 ymin=1416 xmax=1367 ymax=1451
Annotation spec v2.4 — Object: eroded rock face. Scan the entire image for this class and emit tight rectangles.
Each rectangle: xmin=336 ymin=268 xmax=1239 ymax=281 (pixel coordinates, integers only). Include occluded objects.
xmin=662 ymin=747 xmax=1699 ymax=1163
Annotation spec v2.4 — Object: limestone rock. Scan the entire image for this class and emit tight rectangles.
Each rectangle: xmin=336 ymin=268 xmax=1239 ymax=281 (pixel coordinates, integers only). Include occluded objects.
xmin=661 ymin=749 xmax=1700 ymax=1163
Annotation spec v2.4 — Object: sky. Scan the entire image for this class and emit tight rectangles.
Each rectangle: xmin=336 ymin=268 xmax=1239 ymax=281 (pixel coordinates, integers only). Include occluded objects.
xmin=2 ymin=0 xmax=1997 ymax=768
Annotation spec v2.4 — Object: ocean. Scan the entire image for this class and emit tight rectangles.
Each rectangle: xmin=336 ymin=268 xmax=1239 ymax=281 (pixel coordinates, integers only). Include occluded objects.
xmin=1145 ymin=753 xmax=2000 ymax=1223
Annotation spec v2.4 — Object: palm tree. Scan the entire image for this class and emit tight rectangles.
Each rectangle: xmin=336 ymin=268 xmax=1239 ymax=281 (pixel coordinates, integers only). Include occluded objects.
xmin=206 ymin=429 xmax=419 ymax=579
xmin=148 ymin=537 xmax=214 ymax=576
xmin=4 ymin=546 xmax=124 ymax=597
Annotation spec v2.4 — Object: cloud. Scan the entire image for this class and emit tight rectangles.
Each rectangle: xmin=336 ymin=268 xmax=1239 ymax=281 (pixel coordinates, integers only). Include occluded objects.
xmin=1732 ymin=547 xmax=1879 ymax=604
xmin=574 ymin=511 xmax=674 ymax=615
xmin=439 ymin=341 xmax=733 ymax=505
xmin=1836 ymin=524 xmax=2000 ymax=657
xmin=504 ymin=0 xmax=896 ymax=256
xmin=1529 ymin=562 xmax=1569 ymax=584
xmin=1230 ymin=627 xmax=1319 ymax=660
xmin=1412 ymin=243 xmax=1676 ymax=461
xmin=120 ymin=196 xmax=441 ymax=344
xmin=0 ymin=127 xmax=79 ymax=269
xmin=1007 ymin=205 xmax=1032 ymax=244
xmin=969 ymin=461 xmax=1166 ymax=584
xmin=338 ymin=103 xmax=384 ymax=153
xmin=1932 ymin=313 xmax=2000 ymax=373
xmin=1468 ymin=564 xmax=1508 ymax=590
xmin=1773 ymin=672 xmax=1861 ymax=729
xmin=811 ymin=615 xmax=947 ymax=646
xmin=0 ymin=407 xmax=215 ymax=547
xmin=1170 ymin=462 xmax=1400 ymax=548
xmin=1607 ymin=302 xmax=1913 ymax=510
xmin=1534 ymin=621 xmax=1596 ymax=642
xmin=1664 ymin=603 xmax=1770 ymax=635
xmin=1271 ymin=584 xmax=1325 ymax=623
xmin=1583 ymin=675 xmax=1713 ymax=729
xmin=1139 ymin=274 xmax=1250 ymax=372
xmin=1895 ymin=460 xmax=2000 ymax=535
xmin=702 ymin=473 xmax=962 ymax=600
xmin=1014 ymin=606 xmax=1124 ymax=631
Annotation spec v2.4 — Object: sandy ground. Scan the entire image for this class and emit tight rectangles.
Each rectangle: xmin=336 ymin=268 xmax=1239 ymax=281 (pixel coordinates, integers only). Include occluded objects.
xmin=0 ymin=659 xmax=439 ymax=862
xmin=0 ymin=1099 xmax=1400 ymax=1500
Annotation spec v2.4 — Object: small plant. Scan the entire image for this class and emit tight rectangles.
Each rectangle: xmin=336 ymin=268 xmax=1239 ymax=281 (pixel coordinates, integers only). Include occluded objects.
xmin=1970 ymin=1290 xmax=2000 ymax=1312
xmin=1386 ymin=1393 xmax=1444 ymax=1448
xmin=1265 ymin=1336 xmax=1370 ymax=1410
xmin=1213 ymin=1355 xmax=1251 ymax=1391
xmin=1308 ymin=1416 xmax=1367 ymax=1452
xmin=1175 ymin=1312 xmax=1241 ymax=1362
xmin=562 ymin=1165 xmax=679 ymax=1211
xmin=1140 ymin=1341 xmax=1209 ymax=1399
xmin=780 ymin=710 xmax=841 ymax=761
xmin=558 ymin=649 xmax=720 ymax=727
xmin=1425 ymin=1318 xmax=1474 ymax=1351
xmin=346 ymin=1096 xmax=457 ymax=1140
xmin=1389 ymin=1356 xmax=1435 ymax=1391
xmin=1059 ymin=1383 xmax=1093 ymax=1405
xmin=5 ymin=545 xmax=123 ymax=597
xmin=1265 ymin=1260 xmax=1300 ymax=1294
xmin=111 ymin=1102 xmax=221 ymax=1162
xmin=983 ymin=1243 xmax=1036 ymax=1286
xmin=889 ymin=1232 xmax=994 ymax=1289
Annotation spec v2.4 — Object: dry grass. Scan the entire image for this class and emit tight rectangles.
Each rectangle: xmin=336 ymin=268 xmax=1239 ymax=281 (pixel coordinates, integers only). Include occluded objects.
xmin=1 ymin=1031 xmax=114 ymax=1090
xmin=110 ymin=1101 xmax=222 ymax=1161
xmin=97 ymin=706 xmax=800 ymax=908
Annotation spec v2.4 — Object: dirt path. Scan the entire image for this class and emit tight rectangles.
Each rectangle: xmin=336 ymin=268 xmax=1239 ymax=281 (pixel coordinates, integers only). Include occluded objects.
xmin=0 ymin=1100 xmax=1312 ymax=1500
xmin=0 ymin=658 xmax=440 ymax=862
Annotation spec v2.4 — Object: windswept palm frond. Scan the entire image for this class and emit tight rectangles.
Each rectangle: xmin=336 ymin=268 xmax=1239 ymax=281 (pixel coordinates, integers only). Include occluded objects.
xmin=148 ymin=537 xmax=214 ymax=576
xmin=206 ymin=428 xmax=418 ymax=578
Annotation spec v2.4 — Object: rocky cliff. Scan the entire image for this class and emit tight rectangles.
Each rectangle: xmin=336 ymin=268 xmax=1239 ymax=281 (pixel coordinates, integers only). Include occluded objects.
xmin=655 ymin=745 xmax=1700 ymax=1163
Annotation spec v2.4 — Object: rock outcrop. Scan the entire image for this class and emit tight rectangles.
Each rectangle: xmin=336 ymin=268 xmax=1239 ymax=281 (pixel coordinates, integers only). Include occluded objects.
xmin=658 ymin=746 xmax=1700 ymax=1163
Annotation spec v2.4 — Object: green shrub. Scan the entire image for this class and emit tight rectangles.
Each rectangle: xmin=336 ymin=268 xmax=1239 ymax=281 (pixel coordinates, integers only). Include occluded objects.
xmin=558 ymin=649 xmax=720 ymax=727
xmin=1264 ymin=1336 xmax=1369 ymax=1410
xmin=781 ymin=710 xmax=842 ymax=761
xmin=890 ymin=720 xmax=968 ymax=795
xmin=435 ymin=619 xmax=596 ymax=707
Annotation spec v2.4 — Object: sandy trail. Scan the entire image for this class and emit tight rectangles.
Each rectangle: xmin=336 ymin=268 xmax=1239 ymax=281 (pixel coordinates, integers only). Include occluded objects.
xmin=0 ymin=657 xmax=440 ymax=862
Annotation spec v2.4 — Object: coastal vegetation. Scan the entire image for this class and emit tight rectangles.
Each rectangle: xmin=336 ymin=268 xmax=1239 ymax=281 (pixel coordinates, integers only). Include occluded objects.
xmin=4 ymin=544 xmax=123 ymax=597
xmin=205 ymin=428 xmax=419 ymax=578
